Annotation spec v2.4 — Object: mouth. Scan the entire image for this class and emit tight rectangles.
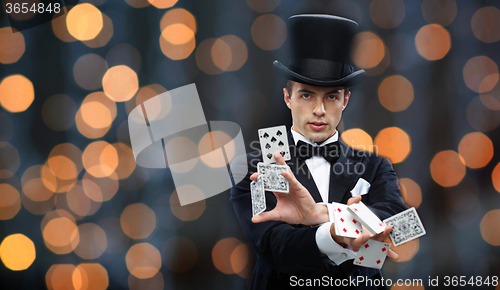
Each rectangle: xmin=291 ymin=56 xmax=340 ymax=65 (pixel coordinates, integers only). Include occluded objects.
xmin=308 ymin=121 xmax=327 ymax=130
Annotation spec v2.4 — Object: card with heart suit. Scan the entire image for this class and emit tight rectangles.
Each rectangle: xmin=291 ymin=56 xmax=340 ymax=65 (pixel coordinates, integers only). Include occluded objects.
xmin=258 ymin=125 xmax=291 ymax=164
xmin=383 ymin=207 xmax=426 ymax=247
xmin=250 ymin=177 xmax=266 ymax=217
xmin=257 ymin=162 xmax=289 ymax=193
xmin=353 ymin=239 xmax=391 ymax=269
xmin=331 ymin=203 xmax=364 ymax=239
xmin=347 ymin=201 xmax=385 ymax=235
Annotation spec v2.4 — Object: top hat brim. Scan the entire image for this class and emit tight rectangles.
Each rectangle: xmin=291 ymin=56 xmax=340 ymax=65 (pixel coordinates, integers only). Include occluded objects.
xmin=273 ymin=60 xmax=365 ymax=87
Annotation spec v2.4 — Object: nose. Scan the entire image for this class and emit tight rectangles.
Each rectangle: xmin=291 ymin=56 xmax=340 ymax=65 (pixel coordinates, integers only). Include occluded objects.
xmin=312 ymin=99 xmax=326 ymax=117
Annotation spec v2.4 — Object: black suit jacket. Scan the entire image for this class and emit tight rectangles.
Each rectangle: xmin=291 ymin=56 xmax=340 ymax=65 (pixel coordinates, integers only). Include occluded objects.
xmin=230 ymin=132 xmax=408 ymax=289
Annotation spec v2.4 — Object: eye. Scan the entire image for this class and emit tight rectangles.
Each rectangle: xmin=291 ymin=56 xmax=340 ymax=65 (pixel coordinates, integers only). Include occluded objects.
xmin=327 ymin=95 xmax=337 ymax=100
xmin=301 ymin=94 xmax=311 ymax=99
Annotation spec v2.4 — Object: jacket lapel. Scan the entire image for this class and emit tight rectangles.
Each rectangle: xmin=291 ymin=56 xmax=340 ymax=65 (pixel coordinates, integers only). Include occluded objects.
xmin=328 ymin=140 xmax=362 ymax=203
xmin=287 ymin=132 xmax=323 ymax=203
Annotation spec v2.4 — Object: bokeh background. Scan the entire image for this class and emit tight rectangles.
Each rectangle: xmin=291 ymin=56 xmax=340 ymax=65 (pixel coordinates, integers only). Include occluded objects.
xmin=1 ymin=0 xmax=500 ymax=289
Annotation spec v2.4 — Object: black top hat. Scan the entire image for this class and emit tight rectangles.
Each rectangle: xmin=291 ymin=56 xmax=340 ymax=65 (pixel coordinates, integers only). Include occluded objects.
xmin=273 ymin=14 xmax=365 ymax=87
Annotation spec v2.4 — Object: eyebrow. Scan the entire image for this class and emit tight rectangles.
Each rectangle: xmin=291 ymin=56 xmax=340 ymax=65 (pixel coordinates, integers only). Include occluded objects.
xmin=297 ymin=88 xmax=342 ymax=95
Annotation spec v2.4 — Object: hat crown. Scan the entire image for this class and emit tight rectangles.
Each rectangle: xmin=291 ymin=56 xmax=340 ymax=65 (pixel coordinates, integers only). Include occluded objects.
xmin=288 ymin=14 xmax=358 ymax=64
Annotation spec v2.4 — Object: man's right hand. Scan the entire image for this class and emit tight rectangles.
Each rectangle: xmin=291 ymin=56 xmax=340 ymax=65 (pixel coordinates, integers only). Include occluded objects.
xmin=330 ymin=195 xmax=399 ymax=260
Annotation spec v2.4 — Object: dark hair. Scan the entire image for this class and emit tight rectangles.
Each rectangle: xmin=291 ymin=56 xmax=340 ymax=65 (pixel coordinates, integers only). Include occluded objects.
xmin=286 ymin=80 xmax=350 ymax=98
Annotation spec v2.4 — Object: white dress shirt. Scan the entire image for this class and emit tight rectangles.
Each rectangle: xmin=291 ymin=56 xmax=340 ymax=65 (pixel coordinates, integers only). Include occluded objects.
xmin=291 ymin=129 xmax=356 ymax=265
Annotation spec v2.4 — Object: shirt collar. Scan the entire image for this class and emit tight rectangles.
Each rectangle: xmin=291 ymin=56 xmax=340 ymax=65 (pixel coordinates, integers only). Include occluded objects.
xmin=291 ymin=128 xmax=339 ymax=147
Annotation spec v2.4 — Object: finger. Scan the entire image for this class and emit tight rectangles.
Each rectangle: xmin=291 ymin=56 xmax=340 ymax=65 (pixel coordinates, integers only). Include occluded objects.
xmin=350 ymin=234 xmax=370 ymax=252
xmin=347 ymin=195 xmax=362 ymax=206
xmin=250 ymin=172 xmax=258 ymax=181
xmin=251 ymin=210 xmax=281 ymax=223
xmin=372 ymin=226 xmax=392 ymax=241
xmin=280 ymin=170 xmax=305 ymax=193
xmin=274 ymin=151 xmax=286 ymax=165
xmin=388 ymin=249 xmax=399 ymax=260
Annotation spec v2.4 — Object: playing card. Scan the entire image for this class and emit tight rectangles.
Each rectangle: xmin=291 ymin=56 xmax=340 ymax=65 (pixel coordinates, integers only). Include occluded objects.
xmin=347 ymin=201 xmax=385 ymax=235
xmin=331 ymin=203 xmax=364 ymax=239
xmin=251 ymin=177 xmax=266 ymax=217
xmin=383 ymin=207 xmax=426 ymax=246
xmin=353 ymin=239 xmax=391 ymax=269
xmin=257 ymin=162 xmax=289 ymax=193
xmin=258 ymin=125 xmax=291 ymax=164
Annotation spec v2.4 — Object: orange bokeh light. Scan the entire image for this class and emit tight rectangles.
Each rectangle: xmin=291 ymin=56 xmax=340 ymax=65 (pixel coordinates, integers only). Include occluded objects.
xmin=351 ymin=32 xmax=385 ymax=69
xmin=0 ymin=27 xmax=25 ymax=64
xmin=169 ymin=188 xmax=206 ymax=221
xmin=102 ymin=65 xmax=139 ymax=102
xmin=471 ymin=6 xmax=500 ymax=43
xmin=126 ymin=243 xmax=162 ymax=279
xmin=374 ymin=127 xmax=411 ymax=164
xmin=341 ymin=128 xmax=374 ymax=153
xmin=73 ymin=223 xmax=107 ymax=260
xmin=369 ymin=0 xmax=405 ymax=29
xmin=46 ymin=264 xmax=76 ymax=290
xmin=480 ymin=210 xmax=500 ymax=246
xmin=160 ymin=8 xmax=196 ymax=35
xmin=0 ymin=74 xmax=35 ymax=113
xmin=378 ymin=75 xmax=414 ymax=112
xmin=82 ymin=141 xmax=119 ymax=178
xmin=458 ymin=132 xmax=493 ymax=169
xmin=415 ymin=24 xmax=451 ymax=61
xmin=251 ymin=14 xmax=287 ymax=51
xmin=148 ymin=0 xmax=177 ymax=9
xmin=463 ymin=56 xmax=499 ymax=94
xmin=66 ymin=3 xmax=103 ymax=41
xmin=198 ymin=131 xmax=235 ymax=168
xmin=120 ymin=203 xmax=156 ymax=239
xmin=430 ymin=150 xmax=466 ymax=187
xmin=0 ymin=183 xmax=21 ymax=220
xmin=161 ymin=23 xmax=194 ymax=45
xmin=421 ymin=0 xmax=457 ymax=26
xmin=492 ymin=162 xmax=500 ymax=193
xmin=0 ymin=142 xmax=20 ymax=178
xmin=398 ymin=178 xmax=422 ymax=208
xmin=73 ymin=263 xmax=109 ymax=290
xmin=212 ymin=238 xmax=242 ymax=274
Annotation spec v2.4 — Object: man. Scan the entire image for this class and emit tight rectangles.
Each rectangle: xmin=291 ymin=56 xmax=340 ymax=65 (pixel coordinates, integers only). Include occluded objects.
xmin=230 ymin=14 xmax=408 ymax=289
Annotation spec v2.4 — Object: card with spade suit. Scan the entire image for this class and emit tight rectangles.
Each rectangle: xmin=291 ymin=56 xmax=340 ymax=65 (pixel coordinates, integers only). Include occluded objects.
xmin=258 ymin=125 xmax=291 ymax=164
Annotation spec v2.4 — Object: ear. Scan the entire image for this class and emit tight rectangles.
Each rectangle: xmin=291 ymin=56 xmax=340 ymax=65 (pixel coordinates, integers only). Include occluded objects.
xmin=342 ymin=90 xmax=351 ymax=111
xmin=284 ymin=88 xmax=291 ymax=109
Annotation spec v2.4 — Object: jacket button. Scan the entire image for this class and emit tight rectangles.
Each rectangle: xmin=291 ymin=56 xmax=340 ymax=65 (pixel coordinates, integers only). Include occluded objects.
xmin=342 ymin=253 xmax=347 ymax=258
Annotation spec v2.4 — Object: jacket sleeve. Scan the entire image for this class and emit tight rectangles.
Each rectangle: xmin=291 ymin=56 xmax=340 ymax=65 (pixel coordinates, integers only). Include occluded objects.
xmin=229 ymin=154 xmax=329 ymax=273
xmin=363 ymin=156 xmax=409 ymax=220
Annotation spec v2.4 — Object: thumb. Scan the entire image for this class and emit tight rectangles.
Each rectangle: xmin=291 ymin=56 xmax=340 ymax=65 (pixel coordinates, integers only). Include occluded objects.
xmin=347 ymin=195 xmax=362 ymax=206
xmin=251 ymin=210 xmax=281 ymax=223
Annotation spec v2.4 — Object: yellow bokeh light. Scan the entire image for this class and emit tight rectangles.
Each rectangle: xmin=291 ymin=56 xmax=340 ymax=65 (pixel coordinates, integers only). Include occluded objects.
xmin=471 ymin=6 xmax=500 ymax=43
xmin=212 ymin=238 xmax=242 ymax=274
xmin=0 ymin=234 xmax=36 ymax=271
xmin=378 ymin=75 xmax=414 ymax=112
xmin=73 ymin=263 xmax=109 ymax=290
xmin=463 ymin=56 xmax=499 ymax=94
xmin=159 ymin=34 xmax=196 ymax=60
xmin=76 ymin=92 xmax=117 ymax=139
xmin=0 ymin=183 xmax=21 ymax=220
xmin=52 ymin=8 xmax=77 ymax=42
xmin=430 ymin=150 xmax=466 ymax=187
xmin=458 ymin=132 xmax=493 ymax=169
xmin=126 ymin=243 xmax=162 ymax=279
xmin=162 ymin=236 xmax=197 ymax=273
xmin=341 ymin=128 xmax=374 ymax=153
xmin=47 ymin=155 xmax=78 ymax=181
xmin=198 ymin=131 xmax=236 ymax=168
xmin=102 ymin=65 xmax=139 ymax=102
xmin=351 ymin=32 xmax=385 ymax=69
xmin=120 ymin=203 xmax=156 ymax=239
xmin=374 ymin=127 xmax=411 ymax=164
xmin=169 ymin=188 xmax=206 ymax=221
xmin=148 ymin=0 xmax=178 ymax=9
xmin=0 ymin=27 xmax=25 ymax=64
xmin=160 ymin=8 xmax=196 ymax=35
xmin=161 ymin=23 xmax=194 ymax=45
xmin=82 ymin=141 xmax=119 ymax=178
xmin=251 ymin=14 xmax=287 ymax=51
xmin=83 ymin=13 xmax=114 ymax=48
xmin=415 ymin=24 xmax=451 ymax=61
xmin=43 ymin=217 xmax=79 ymax=247
xmin=398 ymin=178 xmax=422 ymax=208
xmin=0 ymin=74 xmax=35 ymax=113
xmin=66 ymin=3 xmax=103 ymax=41
xmin=480 ymin=210 xmax=500 ymax=246
xmin=369 ymin=0 xmax=406 ymax=29
xmin=81 ymin=102 xmax=113 ymax=129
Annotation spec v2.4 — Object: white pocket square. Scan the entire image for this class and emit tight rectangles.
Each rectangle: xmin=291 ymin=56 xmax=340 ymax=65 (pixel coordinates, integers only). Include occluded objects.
xmin=350 ymin=178 xmax=371 ymax=197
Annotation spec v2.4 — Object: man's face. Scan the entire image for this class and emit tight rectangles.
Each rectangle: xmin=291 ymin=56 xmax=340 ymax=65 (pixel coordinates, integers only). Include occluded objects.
xmin=284 ymin=81 xmax=350 ymax=144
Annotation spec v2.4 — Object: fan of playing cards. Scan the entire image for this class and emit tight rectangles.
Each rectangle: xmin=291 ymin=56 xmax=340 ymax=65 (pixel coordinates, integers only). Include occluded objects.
xmin=332 ymin=201 xmax=426 ymax=269
xmin=251 ymin=125 xmax=291 ymax=217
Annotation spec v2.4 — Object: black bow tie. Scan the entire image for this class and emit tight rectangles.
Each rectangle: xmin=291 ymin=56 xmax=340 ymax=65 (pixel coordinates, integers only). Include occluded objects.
xmin=296 ymin=140 xmax=340 ymax=164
